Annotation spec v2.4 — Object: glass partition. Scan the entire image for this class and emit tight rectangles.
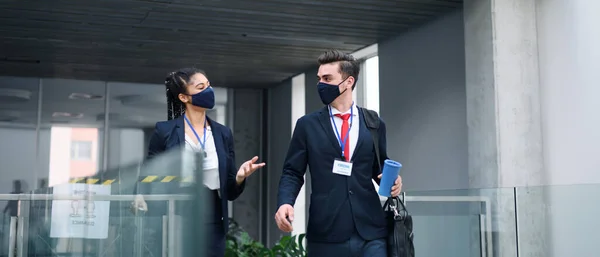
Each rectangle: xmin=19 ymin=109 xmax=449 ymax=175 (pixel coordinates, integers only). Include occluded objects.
xmin=404 ymin=188 xmax=518 ymax=257
xmin=404 ymin=184 xmax=600 ymax=257
xmin=4 ymin=133 xmax=599 ymax=257
xmin=515 ymin=184 xmax=600 ymax=257
xmin=0 ymin=147 xmax=206 ymax=257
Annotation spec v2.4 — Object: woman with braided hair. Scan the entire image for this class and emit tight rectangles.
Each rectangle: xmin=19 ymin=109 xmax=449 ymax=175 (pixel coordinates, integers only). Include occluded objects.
xmin=134 ymin=67 xmax=265 ymax=257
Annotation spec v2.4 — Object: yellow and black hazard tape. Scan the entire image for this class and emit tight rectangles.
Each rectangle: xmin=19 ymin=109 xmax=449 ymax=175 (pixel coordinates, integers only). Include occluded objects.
xmin=68 ymin=178 xmax=117 ymax=185
xmin=68 ymin=176 xmax=194 ymax=185
xmin=137 ymin=176 xmax=194 ymax=183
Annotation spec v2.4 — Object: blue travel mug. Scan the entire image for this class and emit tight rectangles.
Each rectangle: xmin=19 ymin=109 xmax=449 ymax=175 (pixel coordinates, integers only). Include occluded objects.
xmin=378 ymin=159 xmax=403 ymax=197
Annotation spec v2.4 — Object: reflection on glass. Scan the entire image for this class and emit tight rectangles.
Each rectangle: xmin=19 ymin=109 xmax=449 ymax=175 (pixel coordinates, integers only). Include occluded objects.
xmin=41 ymin=79 xmax=106 ymax=187
xmin=2 ymin=180 xmax=23 ymax=217
xmin=25 ymin=147 xmax=205 ymax=257
xmin=48 ymin=127 xmax=100 ymax=186
xmin=105 ymin=82 xmax=165 ymax=170
xmin=0 ymin=74 xmax=227 ymax=256
xmin=0 ymin=76 xmax=39 ymax=255
xmin=0 ymin=77 xmax=39 ymax=191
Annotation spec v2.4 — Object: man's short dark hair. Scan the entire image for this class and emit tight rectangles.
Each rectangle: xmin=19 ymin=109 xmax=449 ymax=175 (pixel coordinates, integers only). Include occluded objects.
xmin=317 ymin=50 xmax=360 ymax=89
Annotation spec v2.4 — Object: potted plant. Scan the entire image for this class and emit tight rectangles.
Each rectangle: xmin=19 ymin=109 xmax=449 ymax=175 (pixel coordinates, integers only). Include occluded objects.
xmin=225 ymin=220 xmax=306 ymax=257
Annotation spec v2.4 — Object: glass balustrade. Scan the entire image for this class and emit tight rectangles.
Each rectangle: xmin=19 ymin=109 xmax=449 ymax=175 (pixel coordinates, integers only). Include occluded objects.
xmin=2 ymin=153 xmax=599 ymax=257
xmin=514 ymin=184 xmax=600 ymax=257
xmin=0 ymin=147 xmax=206 ymax=257
xmin=395 ymin=184 xmax=599 ymax=257
xmin=400 ymin=188 xmax=517 ymax=257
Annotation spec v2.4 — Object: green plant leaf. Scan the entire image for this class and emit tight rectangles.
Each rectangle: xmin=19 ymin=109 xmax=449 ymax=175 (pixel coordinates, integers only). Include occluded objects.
xmin=279 ymin=235 xmax=292 ymax=246
xmin=226 ymin=219 xmax=307 ymax=256
xmin=298 ymin=234 xmax=306 ymax=254
xmin=260 ymin=247 xmax=275 ymax=257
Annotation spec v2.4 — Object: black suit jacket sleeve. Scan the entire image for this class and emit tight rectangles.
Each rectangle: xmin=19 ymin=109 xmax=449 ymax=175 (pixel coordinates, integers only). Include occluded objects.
xmin=226 ymin=127 xmax=245 ymax=200
xmin=372 ymin=118 xmax=389 ymax=184
xmin=277 ymin=117 xmax=308 ymax=208
xmin=147 ymin=123 xmax=165 ymax=161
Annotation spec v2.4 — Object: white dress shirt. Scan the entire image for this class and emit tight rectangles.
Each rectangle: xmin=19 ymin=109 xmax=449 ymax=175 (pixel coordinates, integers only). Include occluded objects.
xmin=183 ymin=126 xmax=220 ymax=189
xmin=329 ymin=104 xmax=360 ymax=160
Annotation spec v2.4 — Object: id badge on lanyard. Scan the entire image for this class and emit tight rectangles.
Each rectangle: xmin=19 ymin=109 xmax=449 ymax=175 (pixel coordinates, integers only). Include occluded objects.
xmin=329 ymin=104 xmax=354 ymax=177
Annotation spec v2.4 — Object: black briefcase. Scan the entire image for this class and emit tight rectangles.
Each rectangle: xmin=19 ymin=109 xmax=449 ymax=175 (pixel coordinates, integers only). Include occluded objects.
xmin=383 ymin=196 xmax=414 ymax=257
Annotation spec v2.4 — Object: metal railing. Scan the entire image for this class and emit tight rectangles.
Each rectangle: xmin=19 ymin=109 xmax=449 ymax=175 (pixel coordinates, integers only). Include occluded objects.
xmin=0 ymin=194 xmax=192 ymax=201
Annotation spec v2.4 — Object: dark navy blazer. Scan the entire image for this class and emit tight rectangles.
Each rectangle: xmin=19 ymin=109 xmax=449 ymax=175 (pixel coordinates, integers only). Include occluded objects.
xmin=277 ymin=106 xmax=389 ymax=243
xmin=146 ymin=116 xmax=245 ymax=233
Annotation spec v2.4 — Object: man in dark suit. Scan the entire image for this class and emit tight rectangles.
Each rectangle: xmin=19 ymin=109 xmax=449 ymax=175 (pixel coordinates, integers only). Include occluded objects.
xmin=275 ymin=50 xmax=403 ymax=257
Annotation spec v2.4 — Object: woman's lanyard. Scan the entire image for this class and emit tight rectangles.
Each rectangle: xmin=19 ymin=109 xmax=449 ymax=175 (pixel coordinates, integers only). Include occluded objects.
xmin=329 ymin=103 xmax=353 ymax=160
xmin=184 ymin=114 xmax=207 ymax=157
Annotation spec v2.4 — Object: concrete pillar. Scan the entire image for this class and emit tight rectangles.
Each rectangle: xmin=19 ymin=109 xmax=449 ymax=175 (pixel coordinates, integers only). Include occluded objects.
xmin=464 ymin=0 xmax=548 ymax=256
xmin=231 ymin=89 xmax=263 ymax=240
xmin=266 ymin=81 xmax=292 ymax=246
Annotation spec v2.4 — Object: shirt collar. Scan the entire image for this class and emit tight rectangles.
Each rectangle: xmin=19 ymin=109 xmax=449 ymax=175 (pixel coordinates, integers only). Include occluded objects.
xmin=330 ymin=104 xmax=358 ymax=116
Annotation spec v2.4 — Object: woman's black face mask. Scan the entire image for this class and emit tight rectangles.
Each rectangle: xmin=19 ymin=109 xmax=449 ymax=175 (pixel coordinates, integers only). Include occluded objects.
xmin=187 ymin=86 xmax=215 ymax=109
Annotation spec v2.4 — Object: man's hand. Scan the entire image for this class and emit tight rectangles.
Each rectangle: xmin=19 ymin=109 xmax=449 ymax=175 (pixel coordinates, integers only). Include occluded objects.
xmin=275 ymin=204 xmax=295 ymax=233
xmin=130 ymin=194 xmax=148 ymax=214
xmin=377 ymin=174 xmax=403 ymax=197
xmin=236 ymin=156 xmax=266 ymax=184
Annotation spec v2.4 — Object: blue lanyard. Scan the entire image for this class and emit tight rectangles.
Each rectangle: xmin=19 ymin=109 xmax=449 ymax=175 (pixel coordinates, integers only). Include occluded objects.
xmin=329 ymin=104 xmax=353 ymax=159
xmin=184 ymin=114 xmax=207 ymax=151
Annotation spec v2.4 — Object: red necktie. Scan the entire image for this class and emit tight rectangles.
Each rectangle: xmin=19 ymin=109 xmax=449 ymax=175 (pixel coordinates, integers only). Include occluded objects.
xmin=335 ymin=113 xmax=351 ymax=161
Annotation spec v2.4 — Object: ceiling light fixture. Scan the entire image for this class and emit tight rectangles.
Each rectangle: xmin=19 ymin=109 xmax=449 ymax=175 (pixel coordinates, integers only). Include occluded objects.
xmin=52 ymin=112 xmax=84 ymax=119
xmin=119 ymin=94 xmax=167 ymax=107
xmin=0 ymin=110 xmax=21 ymax=122
xmin=69 ymin=93 xmax=104 ymax=100
xmin=96 ymin=113 xmax=146 ymax=123
xmin=0 ymin=89 xmax=32 ymax=102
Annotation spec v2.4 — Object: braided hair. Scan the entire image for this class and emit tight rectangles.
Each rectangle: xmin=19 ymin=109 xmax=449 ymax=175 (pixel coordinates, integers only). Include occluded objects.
xmin=164 ymin=68 xmax=207 ymax=120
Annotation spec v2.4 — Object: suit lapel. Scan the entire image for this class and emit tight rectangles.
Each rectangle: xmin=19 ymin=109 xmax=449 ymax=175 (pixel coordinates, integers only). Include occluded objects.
xmin=318 ymin=106 xmax=343 ymax=156
xmin=208 ymin=117 xmax=228 ymax=189
xmin=175 ymin=116 xmax=185 ymax=145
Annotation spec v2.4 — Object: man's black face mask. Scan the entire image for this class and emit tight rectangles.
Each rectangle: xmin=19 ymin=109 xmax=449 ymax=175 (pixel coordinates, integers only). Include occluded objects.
xmin=317 ymin=77 xmax=349 ymax=105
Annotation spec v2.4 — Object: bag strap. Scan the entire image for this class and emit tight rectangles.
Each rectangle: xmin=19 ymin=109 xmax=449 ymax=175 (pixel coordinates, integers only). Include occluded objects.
xmin=383 ymin=196 xmax=409 ymax=217
xmin=360 ymin=108 xmax=408 ymax=214
xmin=360 ymin=107 xmax=381 ymax=172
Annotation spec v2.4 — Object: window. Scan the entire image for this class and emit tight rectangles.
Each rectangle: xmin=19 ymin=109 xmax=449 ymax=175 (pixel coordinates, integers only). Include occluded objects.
xmin=71 ymin=141 xmax=92 ymax=160
xmin=290 ymin=73 xmax=306 ymax=236
xmin=352 ymin=44 xmax=379 ymax=112
xmin=364 ymin=56 xmax=380 ymax=114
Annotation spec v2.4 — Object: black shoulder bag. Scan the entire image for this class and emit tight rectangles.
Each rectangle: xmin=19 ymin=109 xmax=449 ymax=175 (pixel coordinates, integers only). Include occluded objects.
xmin=361 ymin=107 xmax=415 ymax=257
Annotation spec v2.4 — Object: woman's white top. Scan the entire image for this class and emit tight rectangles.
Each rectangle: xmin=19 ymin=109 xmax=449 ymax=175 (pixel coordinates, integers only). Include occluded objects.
xmin=182 ymin=126 xmax=220 ymax=190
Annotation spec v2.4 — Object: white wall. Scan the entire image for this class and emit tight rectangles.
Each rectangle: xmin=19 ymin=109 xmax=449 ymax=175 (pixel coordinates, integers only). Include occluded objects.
xmin=535 ymin=0 xmax=600 ymax=256
xmin=536 ymin=0 xmax=600 ymax=185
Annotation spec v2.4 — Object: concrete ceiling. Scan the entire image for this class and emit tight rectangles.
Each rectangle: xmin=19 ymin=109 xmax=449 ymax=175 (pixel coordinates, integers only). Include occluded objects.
xmin=0 ymin=0 xmax=462 ymax=88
